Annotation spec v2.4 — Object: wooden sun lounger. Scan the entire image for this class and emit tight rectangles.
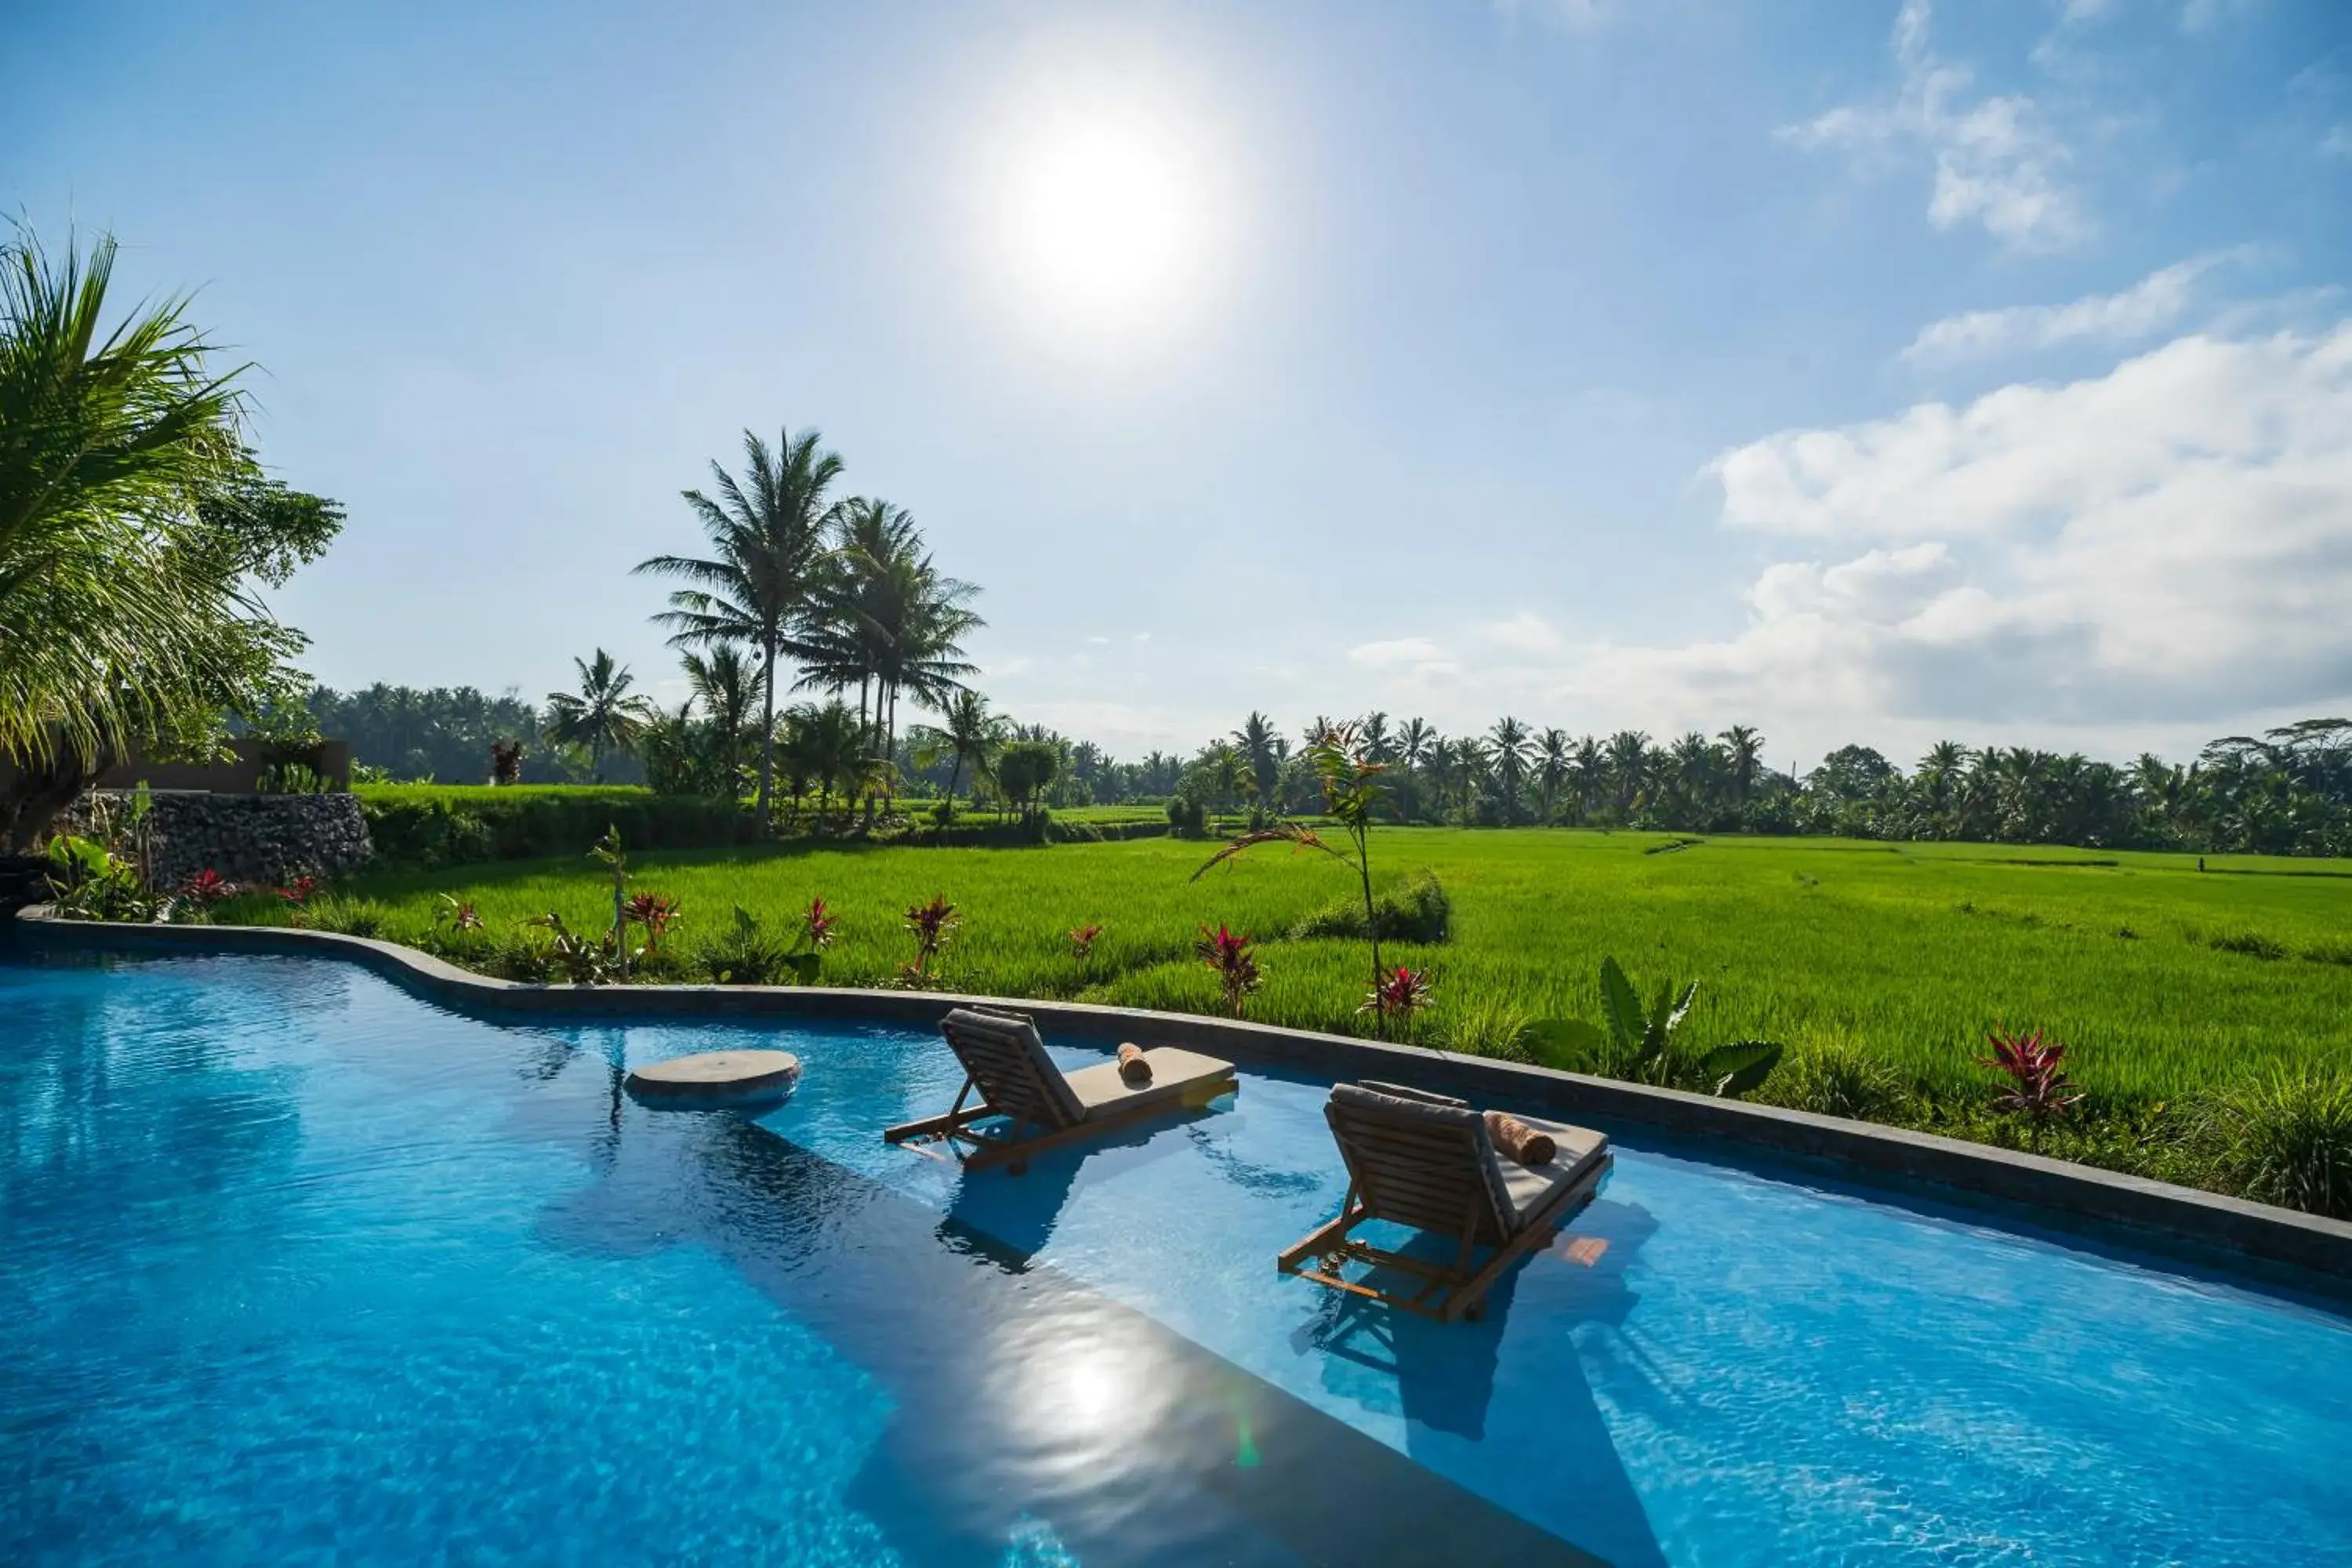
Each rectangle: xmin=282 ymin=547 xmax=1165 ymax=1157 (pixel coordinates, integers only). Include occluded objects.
xmin=1278 ymin=1080 xmax=1611 ymax=1321
xmin=883 ymin=1006 xmax=1238 ymax=1173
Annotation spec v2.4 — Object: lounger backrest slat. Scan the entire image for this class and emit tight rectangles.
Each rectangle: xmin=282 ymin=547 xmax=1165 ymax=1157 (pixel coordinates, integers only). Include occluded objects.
xmin=1326 ymin=1083 xmax=1514 ymax=1243
xmin=938 ymin=1007 xmax=1084 ymax=1129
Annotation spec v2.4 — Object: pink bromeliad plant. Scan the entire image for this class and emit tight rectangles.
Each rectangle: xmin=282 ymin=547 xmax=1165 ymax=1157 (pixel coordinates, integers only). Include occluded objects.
xmin=1194 ymin=924 xmax=1261 ymax=1018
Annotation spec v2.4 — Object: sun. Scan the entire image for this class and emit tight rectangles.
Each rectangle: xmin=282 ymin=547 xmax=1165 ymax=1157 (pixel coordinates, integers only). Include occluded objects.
xmin=986 ymin=95 xmax=1230 ymax=346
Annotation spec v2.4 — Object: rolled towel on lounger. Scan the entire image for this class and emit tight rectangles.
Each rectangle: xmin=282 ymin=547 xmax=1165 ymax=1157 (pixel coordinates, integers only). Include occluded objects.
xmin=1483 ymin=1109 xmax=1556 ymax=1167
xmin=1117 ymin=1043 xmax=1153 ymax=1085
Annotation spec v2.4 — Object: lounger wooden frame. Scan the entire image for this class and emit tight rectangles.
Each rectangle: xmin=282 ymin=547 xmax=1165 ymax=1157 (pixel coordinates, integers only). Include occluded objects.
xmin=1278 ymin=1094 xmax=1609 ymax=1321
xmin=883 ymin=1008 xmax=1233 ymax=1174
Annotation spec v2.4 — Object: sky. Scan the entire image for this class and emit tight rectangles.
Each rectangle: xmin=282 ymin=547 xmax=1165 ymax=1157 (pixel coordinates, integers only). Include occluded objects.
xmin=7 ymin=0 xmax=2351 ymax=773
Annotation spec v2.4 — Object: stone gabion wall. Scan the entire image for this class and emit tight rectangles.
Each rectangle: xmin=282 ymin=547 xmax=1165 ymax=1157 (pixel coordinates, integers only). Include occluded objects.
xmin=64 ymin=792 xmax=373 ymax=891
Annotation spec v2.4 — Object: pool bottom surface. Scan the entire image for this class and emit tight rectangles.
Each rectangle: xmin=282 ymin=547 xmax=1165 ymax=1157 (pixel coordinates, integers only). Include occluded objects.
xmin=4 ymin=953 xmax=2350 ymax=1566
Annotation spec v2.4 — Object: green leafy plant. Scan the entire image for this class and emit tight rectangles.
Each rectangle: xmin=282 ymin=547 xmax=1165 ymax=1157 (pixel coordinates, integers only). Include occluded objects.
xmin=587 ymin=823 xmax=635 ymax=977
xmin=524 ymin=912 xmax=620 ymax=985
xmin=1194 ymin=721 xmax=1394 ymax=1025
xmin=42 ymin=833 xmax=157 ymax=922
xmin=1762 ymin=1038 xmax=1909 ymax=1122
xmin=2198 ymin=1066 xmax=2352 ymax=1219
xmin=1526 ymin=956 xmax=1783 ymax=1098
xmin=1290 ymin=869 xmax=1450 ymax=944
xmin=695 ymin=898 xmax=829 ymax=986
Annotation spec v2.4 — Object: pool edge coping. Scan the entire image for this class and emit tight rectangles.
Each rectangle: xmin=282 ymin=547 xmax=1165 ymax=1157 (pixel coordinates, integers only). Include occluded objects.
xmin=13 ymin=906 xmax=2352 ymax=1283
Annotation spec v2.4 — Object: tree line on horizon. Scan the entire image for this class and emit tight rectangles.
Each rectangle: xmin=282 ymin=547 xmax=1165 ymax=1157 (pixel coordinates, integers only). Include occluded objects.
xmin=309 ymin=676 xmax=2352 ymax=858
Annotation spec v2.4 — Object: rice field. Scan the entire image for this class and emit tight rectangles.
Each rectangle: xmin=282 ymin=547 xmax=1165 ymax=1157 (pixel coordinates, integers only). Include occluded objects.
xmin=266 ymin=829 xmax=2352 ymax=1105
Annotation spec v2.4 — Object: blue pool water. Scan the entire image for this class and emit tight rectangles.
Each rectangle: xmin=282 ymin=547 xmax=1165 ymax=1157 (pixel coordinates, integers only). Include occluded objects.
xmin=4 ymin=952 xmax=2350 ymax=1566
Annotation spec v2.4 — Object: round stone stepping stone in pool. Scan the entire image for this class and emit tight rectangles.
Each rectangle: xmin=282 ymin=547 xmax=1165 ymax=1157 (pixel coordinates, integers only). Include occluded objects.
xmin=624 ymin=1050 xmax=800 ymax=1110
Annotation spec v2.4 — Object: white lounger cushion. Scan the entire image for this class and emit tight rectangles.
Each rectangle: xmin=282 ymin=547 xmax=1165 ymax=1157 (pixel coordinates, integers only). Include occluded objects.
xmin=1494 ymin=1114 xmax=1610 ymax=1224
xmin=1063 ymin=1047 xmax=1235 ymax=1120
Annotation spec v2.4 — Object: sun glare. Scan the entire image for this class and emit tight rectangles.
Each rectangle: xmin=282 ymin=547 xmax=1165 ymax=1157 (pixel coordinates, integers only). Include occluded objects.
xmin=985 ymin=92 xmax=1232 ymax=348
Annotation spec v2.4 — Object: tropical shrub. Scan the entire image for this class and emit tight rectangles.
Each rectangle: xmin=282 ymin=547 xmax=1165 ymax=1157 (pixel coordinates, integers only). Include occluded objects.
xmin=901 ymin=894 xmax=960 ymax=985
xmin=1761 ymin=1038 xmax=1910 ymax=1123
xmin=1194 ymin=923 xmax=1261 ymax=1017
xmin=1290 ymin=870 xmax=1450 ymax=944
xmin=1977 ymin=1028 xmax=2085 ymax=1133
xmin=42 ymin=833 xmax=158 ymax=922
xmin=1526 ymin=956 xmax=1783 ymax=1098
xmin=1360 ymin=964 xmax=1434 ymax=1029
xmin=2198 ymin=1067 xmax=2352 ymax=1219
xmin=356 ymin=786 xmax=750 ymax=868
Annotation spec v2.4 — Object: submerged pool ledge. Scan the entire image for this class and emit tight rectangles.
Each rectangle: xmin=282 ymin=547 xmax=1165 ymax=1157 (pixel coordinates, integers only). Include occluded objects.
xmin=16 ymin=906 xmax=2352 ymax=1284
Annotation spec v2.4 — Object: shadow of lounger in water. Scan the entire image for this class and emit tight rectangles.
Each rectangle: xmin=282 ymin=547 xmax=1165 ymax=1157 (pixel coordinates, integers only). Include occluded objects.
xmin=535 ymin=1100 xmax=1630 ymax=1567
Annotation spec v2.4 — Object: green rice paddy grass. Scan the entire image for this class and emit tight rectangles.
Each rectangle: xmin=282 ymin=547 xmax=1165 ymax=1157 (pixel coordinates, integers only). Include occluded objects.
xmin=238 ymin=829 xmax=2352 ymax=1106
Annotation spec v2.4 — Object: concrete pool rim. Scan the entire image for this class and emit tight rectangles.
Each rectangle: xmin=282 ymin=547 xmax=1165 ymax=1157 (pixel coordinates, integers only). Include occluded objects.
xmin=13 ymin=906 xmax=2351 ymax=1286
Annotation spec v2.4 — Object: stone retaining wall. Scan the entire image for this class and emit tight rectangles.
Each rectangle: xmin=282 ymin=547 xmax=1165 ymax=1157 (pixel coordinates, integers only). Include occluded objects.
xmin=60 ymin=791 xmax=372 ymax=890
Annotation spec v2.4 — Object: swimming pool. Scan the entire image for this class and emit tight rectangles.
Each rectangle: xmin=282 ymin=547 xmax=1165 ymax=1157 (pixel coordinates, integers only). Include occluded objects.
xmin=5 ymin=950 xmax=2350 ymax=1566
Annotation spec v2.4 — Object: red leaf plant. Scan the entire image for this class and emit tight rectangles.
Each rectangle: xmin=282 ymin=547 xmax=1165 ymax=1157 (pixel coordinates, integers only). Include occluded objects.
xmin=276 ymin=876 xmax=317 ymax=906
xmin=1976 ymin=1027 xmax=2085 ymax=1128
xmin=804 ymin=896 xmax=837 ymax=950
xmin=622 ymin=891 xmax=682 ymax=951
xmin=181 ymin=868 xmax=234 ymax=907
xmin=902 ymin=895 xmax=960 ymax=982
xmin=1194 ymin=923 xmax=1261 ymax=1018
xmin=1069 ymin=922 xmax=1104 ymax=961
xmin=1359 ymin=964 xmax=1433 ymax=1026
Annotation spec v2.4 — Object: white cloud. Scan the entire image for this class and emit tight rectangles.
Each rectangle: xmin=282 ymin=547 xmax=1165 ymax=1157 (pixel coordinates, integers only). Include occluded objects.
xmin=2181 ymin=0 xmax=2264 ymax=33
xmin=1330 ymin=318 xmax=2352 ymax=765
xmin=1483 ymin=611 xmax=1569 ymax=655
xmin=1901 ymin=254 xmax=2234 ymax=363
xmin=1781 ymin=0 xmax=2086 ymax=250
xmin=1348 ymin=636 xmax=1458 ymax=675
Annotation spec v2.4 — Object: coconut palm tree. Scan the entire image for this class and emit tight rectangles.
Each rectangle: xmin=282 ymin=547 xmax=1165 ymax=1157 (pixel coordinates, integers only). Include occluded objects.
xmin=682 ymin=644 xmax=757 ymax=799
xmin=1718 ymin=724 xmax=1766 ymax=805
xmin=1605 ymin=730 xmax=1651 ymax=816
xmin=1534 ymin=728 xmax=1570 ymax=822
xmin=910 ymin=688 xmax=1006 ymax=804
xmin=1359 ymin=710 xmax=1393 ymax=765
xmin=543 ymin=650 xmax=653 ymax=781
xmin=0 ymin=227 xmax=350 ymax=845
xmin=1487 ymin=717 xmax=1532 ymax=822
xmin=636 ymin=426 xmax=845 ymax=832
xmin=1233 ymin=712 xmax=1282 ymax=806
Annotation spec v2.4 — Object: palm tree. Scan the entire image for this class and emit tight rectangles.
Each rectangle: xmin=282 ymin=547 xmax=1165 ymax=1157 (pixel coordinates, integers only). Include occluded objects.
xmin=797 ymin=502 xmax=984 ymax=808
xmin=1234 ymin=712 xmax=1282 ymax=806
xmin=780 ymin=699 xmax=865 ymax=822
xmin=543 ymin=649 xmax=653 ymax=781
xmin=1359 ymin=711 xmax=1393 ymax=765
xmin=1487 ymin=717 xmax=1531 ymax=822
xmin=1447 ymin=735 xmax=1489 ymax=822
xmin=1535 ymin=728 xmax=1570 ymax=822
xmin=910 ymin=688 xmax=1006 ymax=804
xmin=0 ymin=227 xmax=267 ymax=844
xmin=636 ymin=426 xmax=845 ymax=832
xmin=1605 ymin=730 xmax=1651 ymax=816
xmin=682 ymin=644 xmax=757 ymax=800
xmin=1396 ymin=717 xmax=1435 ymax=821
xmin=1570 ymin=735 xmax=1604 ymax=822
xmin=1718 ymin=724 xmax=1765 ymax=805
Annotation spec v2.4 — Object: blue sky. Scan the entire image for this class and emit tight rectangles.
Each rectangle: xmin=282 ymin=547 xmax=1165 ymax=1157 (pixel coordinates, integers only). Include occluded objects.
xmin=7 ymin=0 xmax=2350 ymax=769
